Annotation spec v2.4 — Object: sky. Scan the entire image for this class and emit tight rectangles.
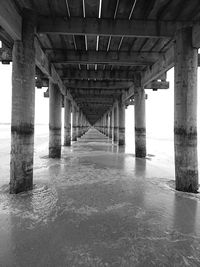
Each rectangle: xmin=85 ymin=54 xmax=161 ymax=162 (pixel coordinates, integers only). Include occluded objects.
xmin=0 ymin=64 xmax=199 ymax=140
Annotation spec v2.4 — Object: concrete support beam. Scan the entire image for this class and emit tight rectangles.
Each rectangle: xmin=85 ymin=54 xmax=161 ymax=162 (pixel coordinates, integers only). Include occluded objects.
xmin=111 ymin=110 xmax=114 ymax=140
xmin=72 ymin=104 xmax=77 ymax=141
xmin=145 ymin=80 xmax=169 ymax=90
xmin=64 ymin=97 xmax=71 ymax=146
xmin=114 ymin=104 xmax=119 ymax=142
xmin=53 ymin=51 xmax=162 ymax=66
xmin=141 ymin=45 xmax=174 ymax=86
xmin=38 ymin=17 xmax=190 ymax=38
xmin=49 ymin=81 xmax=62 ymax=158
xmin=118 ymin=101 xmax=126 ymax=146
xmin=174 ymin=27 xmax=198 ymax=193
xmin=60 ymin=69 xmax=136 ymax=80
xmin=134 ymin=76 xmax=146 ymax=158
xmin=106 ymin=114 xmax=109 ymax=136
xmin=10 ymin=9 xmax=36 ymax=194
xmin=76 ymin=111 xmax=81 ymax=138
xmin=0 ymin=0 xmax=22 ymax=40
xmin=109 ymin=112 xmax=112 ymax=139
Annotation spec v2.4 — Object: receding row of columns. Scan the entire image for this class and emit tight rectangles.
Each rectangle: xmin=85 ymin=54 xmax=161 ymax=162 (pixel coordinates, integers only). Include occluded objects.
xmin=94 ymin=99 xmax=126 ymax=146
xmin=49 ymin=82 xmax=90 ymax=159
xmin=9 ymin=9 xmax=90 ymax=193
xmin=95 ymin=27 xmax=199 ymax=193
xmin=9 ymin=9 xmax=199 ymax=194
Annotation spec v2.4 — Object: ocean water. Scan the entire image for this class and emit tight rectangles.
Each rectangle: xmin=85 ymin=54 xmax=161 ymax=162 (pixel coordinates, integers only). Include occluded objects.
xmin=0 ymin=123 xmax=176 ymax=186
xmin=1 ymin=126 xmax=200 ymax=266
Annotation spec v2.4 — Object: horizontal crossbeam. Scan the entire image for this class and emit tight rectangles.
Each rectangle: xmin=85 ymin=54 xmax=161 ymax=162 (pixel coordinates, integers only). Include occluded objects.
xmin=71 ymin=89 xmax=123 ymax=95
xmin=51 ymin=50 xmax=162 ymax=66
xmin=145 ymin=81 xmax=169 ymax=90
xmin=59 ymin=69 xmax=136 ymax=80
xmin=66 ymin=80 xmax=132 ymax=89
xmin=37 ymin=17 xmax=191 ymax=38
xmin=75 ymin=97 xmax=114 ymax=103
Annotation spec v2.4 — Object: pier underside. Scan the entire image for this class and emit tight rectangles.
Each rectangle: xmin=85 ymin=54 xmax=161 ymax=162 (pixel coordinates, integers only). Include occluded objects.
xmin=0 ymin=0 xmax=199 ymax=193
xmin=0 ymin=0 xmax=200 ymax=264
xmin=1 ymin=128 xmax=200 ymax=266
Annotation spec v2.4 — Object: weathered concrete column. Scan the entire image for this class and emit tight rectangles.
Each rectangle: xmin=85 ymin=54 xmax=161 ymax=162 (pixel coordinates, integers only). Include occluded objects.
xmin=100 ymin=118 xmax=102 ymax=133
xmin=134 ymin=74 xmax=146 ymax=158
xmin=111 ymin=109 xmax=115 ymax=140
xmin=79 ymin=113 xmax=83 ymax=136
xmin=114 ymin=103 xmax=119 ymax=142
xmin=76 ymin=111 xmax=81 ymax=138
xmin=64 ymin=97 xmax=71 ymax=146
xmin=109 ymin=112 xmax=112 ymax=138
xmin=106 ymin=113 xmax=109 ymax=136
xmin=49 ymin=82 xmax=62 ymax=158
xmin=10 ymin=9 xmax=36 ymax=194
xmin=174 ymin=27 xmax=198 ymax=192
xmin=83 ymin=116 xmax=86 ymax=134
xmin=103 ymin=115 xmax=106 ymax=135
xmin=118 ymin=101 xmax=125 ymax=145
xmin=105 ymin=114 xmax=107 ymax=136
xmin=72 ymin=104 xmax=77 ymax=141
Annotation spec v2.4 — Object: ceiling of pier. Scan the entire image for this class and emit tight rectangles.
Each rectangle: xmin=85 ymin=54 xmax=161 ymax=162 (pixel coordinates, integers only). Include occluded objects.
xmin=4 ymin=0 xmax=200 ymax=124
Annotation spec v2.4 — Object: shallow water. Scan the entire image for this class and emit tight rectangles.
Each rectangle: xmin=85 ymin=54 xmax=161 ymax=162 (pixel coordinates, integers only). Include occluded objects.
xmin=0 ymin=126 xmax=200 ymax=266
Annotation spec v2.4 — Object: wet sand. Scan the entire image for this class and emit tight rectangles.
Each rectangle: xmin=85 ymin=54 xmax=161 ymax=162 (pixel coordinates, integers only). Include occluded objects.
xmin=0 ymin=127 xmax=200 ymax=266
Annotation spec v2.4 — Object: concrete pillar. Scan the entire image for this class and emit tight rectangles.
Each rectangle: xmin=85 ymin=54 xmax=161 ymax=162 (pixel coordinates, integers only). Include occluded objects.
xmin=111 ymin=109 xmax=115 ymax=140
xmin=174 ymin=27 xmax=198 ymax=192
xmin=106 ymin=113 xmax=109 ymax=136
xmin=72 ymin=104 xmax=77 ymax=141
xmin=109 ymin=112 xmax=112 ymax=138
xmin=118 ymin=101 xmax=125 ymax=145
xmin=49 ymin=82 xmax=62 ymax=158
xmin=105 ymin=115 xmax=108 ymax=135
xmin=64 ymin=97 xmax=71 ymax=146
xmin=114 ymin=103 xmax=119 ymax=142
xmin=134 ymin=74 xmax=146 ymax=158
xmin=10 ymin=9 xmax=36 ymax=194
xmin=100 ymin=118 xmax=102 ymax=133
xmin=79 ymin=113 xmax=83 ymax=136
xmin=83 ymin=116 xmax=86 ymax=134
xmin=76 ymin=111 xmax=81 ymax=138
xmin=103 ymin=116 xmax=106 ymax=134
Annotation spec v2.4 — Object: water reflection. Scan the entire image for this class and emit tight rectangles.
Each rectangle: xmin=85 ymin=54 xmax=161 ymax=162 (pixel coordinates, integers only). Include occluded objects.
xmin=173 ymin=193 xmax=197 ymax=235
xmin=135 ymin=158 xmax=146 ymax=178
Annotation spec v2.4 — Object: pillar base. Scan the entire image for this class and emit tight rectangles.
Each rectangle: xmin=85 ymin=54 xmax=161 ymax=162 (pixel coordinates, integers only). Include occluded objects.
xmin=10 ymin=131 xmax=34 ymax=194
xmin=64 ymin=127 xmax=71 ymax=146
xmin=175 ymin=130 xmax=198 ymax=193
xmin=119 ymin=127 xmax=125 ymax=146
xmin=64 ymin=140 xmax=71 ymax=146
xmin=135 ymin=128 xmax=146 ymax=158
xmin=135 ymin=149 xmax=146 ymax=158
xmin=114 ymin=127 xmax=119 ymax=142
xmin=49 ymin=128 xmax=61 ymax=158
xmin=119 ymin=140 xmax=125 ymax=146
xmin=49 ymin=147 xmax=61 ymax=158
